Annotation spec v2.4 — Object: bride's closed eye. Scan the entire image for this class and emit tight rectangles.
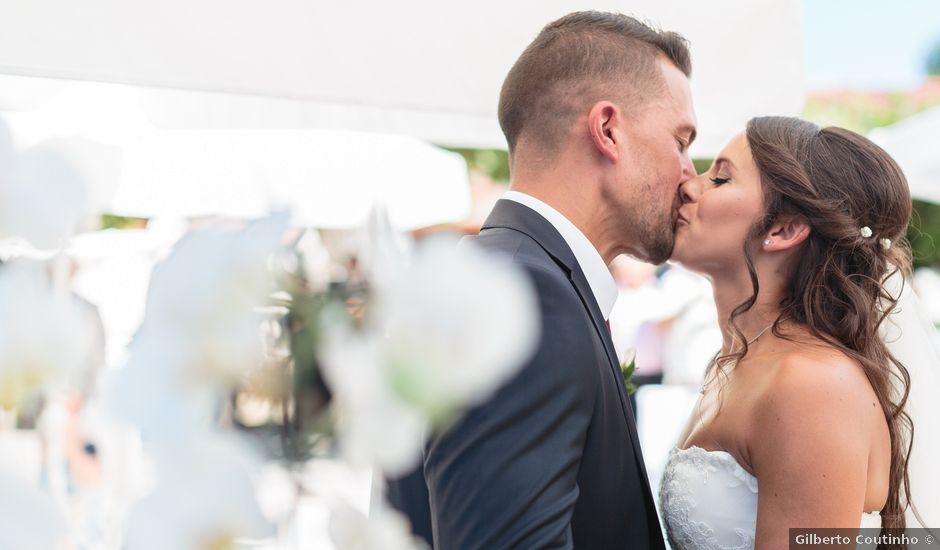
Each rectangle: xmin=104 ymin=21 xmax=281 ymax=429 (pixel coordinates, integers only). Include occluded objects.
xmin=710 ymin=176 xmax=730 ymax=186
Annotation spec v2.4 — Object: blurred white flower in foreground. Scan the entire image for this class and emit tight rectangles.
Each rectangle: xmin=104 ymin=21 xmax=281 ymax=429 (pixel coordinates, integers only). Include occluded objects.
xmin=0 ymin=468 xmax=66 ymax=550
xmin=329 ymin=500 xmax=427 ymax=550
xmin=321 ymin=330 xmax=429 ymax=476
xmin=0 ymin=261 xmax=90 ymax=409
xmin=109 ymin=213 xmax=288 ymax=438
xmin=383 ymin=238 xmax=539 ymax=408
xmin=124 ymin=434 xmax=272 ymax=550
xmin=0 ymin=139 xmax=89 ymax=249
xmin=320 ymin=237 xmax=538 ymax=476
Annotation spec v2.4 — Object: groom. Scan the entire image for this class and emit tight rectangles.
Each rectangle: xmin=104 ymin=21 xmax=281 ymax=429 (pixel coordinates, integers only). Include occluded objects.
xmin=389 ymin=11 xmax=697 ymax=549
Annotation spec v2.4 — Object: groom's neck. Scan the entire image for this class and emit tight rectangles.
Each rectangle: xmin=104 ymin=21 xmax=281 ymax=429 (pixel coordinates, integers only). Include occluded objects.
xmin=509 ymin=180 xmax=612 ymax=259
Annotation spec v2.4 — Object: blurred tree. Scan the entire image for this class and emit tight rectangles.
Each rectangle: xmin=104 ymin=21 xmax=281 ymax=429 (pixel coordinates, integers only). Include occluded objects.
xmin=447 ymin=147 xmax=510 ymax=183
xmin=927 ymin=39 xmax=940 ymax=76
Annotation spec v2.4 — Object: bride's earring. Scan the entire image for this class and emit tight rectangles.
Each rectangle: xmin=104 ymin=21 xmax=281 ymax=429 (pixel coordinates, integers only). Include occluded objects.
xmin=763 ymin=239 xmax=772 ymax=246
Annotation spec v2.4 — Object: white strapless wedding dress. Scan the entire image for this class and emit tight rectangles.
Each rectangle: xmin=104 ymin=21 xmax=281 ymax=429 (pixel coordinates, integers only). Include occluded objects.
xmin=659 ymin=446 xmax=882 ymax=550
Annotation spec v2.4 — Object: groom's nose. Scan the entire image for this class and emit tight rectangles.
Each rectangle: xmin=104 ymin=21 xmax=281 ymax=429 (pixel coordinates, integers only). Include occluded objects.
xmin=680 ymin=153 xmax=696 ymax=184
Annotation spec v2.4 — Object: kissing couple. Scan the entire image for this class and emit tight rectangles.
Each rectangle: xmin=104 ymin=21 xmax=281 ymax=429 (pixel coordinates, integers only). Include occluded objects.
xmin=390 ymin=11 xmax=939 ymax=549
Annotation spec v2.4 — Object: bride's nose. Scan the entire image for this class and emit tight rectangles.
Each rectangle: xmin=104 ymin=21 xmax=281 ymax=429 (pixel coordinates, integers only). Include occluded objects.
xmin=678 ymin=175 xmax=702 ymax=204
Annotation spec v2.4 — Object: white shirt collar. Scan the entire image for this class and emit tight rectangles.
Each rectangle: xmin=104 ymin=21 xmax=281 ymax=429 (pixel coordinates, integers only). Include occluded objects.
xmin=502 ymin=190 xmax=618 ymax=320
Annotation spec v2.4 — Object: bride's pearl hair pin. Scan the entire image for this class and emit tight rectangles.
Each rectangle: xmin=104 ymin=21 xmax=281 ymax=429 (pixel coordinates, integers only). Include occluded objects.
xmin=859 ymin=226 xmax=892 ymax=250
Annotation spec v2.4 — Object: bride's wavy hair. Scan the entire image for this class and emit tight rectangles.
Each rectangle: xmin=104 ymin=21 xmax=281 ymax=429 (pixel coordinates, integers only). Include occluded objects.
xmin=717 ymin=116 xmax=915 ymax=534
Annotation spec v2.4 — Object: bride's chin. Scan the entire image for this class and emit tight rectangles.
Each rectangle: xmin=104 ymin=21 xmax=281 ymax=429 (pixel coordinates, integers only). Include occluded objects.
xmin=667 ymin=252 xmax=705 ymax=276
xmin=669 ymin=236 xmax=705 ymax=272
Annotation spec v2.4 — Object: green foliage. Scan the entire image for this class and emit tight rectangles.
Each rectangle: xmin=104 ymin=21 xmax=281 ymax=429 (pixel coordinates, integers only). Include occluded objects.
xmin=282 ymin=290 xmax=333 ymax=461
xmin=101 ymin=214 xmax=148 ymax=230
xmin=621 ymin=359 xmax=637 ymax=395
xmin=909 ymin=200 xmax=940 ymax=268
xmin=803 ymin=91 xmax=940 ymax=136
xmin=447 ymin=148 xmax=510 ymax=182
xmin=692 ymin=158 xmax=712 ymax=175
xmin=450 ymin=147 xmax=718 ymax=182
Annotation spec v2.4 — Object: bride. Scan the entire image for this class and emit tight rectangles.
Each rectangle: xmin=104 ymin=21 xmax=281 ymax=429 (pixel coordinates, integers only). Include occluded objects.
xmin=661 ymin=116 xmax=934 ymax=549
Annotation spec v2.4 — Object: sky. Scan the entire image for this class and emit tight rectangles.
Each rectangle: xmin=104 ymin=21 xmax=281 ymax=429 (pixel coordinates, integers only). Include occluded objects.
xmin=804 ymin=0 xmax=940 ymax=90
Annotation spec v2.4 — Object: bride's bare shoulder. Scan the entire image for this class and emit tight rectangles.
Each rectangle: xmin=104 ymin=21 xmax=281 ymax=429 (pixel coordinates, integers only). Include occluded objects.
xmin=749 ymin=341 xmax=881 ymax=457
xmin=758 ymin=342 xmax=877 ymax=414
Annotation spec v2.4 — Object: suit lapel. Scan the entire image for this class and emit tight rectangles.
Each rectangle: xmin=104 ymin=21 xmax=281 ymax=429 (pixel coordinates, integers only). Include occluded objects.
xmin=565 ymin=261 xmax=654 ymax=484
xmin=481 ymin=199 xmax=578 ymax=276
xmin=568 ymin=265 xmax=623 ymax=384
xmin=482 ymin=200 xmax=649 ymax=463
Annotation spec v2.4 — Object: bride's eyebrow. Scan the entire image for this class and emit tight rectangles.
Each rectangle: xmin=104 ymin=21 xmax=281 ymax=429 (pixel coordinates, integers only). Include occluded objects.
xmin=714 ymin=157 xmax=736 ymax=172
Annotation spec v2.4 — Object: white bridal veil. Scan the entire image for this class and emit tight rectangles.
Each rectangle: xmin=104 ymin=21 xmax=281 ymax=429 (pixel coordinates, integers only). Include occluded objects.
xmin=881 ymin=270 xmax=940 ymax=528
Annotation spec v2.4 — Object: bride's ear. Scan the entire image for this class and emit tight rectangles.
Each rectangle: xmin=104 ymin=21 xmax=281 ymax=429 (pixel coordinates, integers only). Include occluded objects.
xmin=763 ymin=215 xmax=811 ymax=252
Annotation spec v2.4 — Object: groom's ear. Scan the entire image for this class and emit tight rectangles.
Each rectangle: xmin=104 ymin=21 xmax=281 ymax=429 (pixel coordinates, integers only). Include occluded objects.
xmin=588 ymin=101 xmax=621 ymax=163
xmin=764 ymin=215 xmax=811 ymax=252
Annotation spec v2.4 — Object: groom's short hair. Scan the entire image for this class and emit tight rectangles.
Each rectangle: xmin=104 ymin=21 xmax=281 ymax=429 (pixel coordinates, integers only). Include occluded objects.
xmin=498 ymin=11 xmax=691 ymax=157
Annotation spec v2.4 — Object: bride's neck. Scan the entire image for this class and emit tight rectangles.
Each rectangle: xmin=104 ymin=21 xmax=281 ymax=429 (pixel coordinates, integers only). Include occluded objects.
xmin=710 ymin=270 xmax=785 ymax=354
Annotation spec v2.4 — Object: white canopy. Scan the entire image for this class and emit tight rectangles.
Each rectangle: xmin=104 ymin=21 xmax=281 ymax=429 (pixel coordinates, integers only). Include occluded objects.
xmin=113 ymin=129 xmax=471 ymax=229
xmin=870 ymin=106 xmax=940 ymax=204
xmin=0 ymin=82 xmax=470 ymax=228
xmin=0 ymin=0 xmax=804 ymax=157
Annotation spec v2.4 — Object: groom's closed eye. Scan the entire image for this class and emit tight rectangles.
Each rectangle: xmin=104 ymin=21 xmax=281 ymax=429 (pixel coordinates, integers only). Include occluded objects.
xmin=677 ymin=125 xmax=697 ymax=149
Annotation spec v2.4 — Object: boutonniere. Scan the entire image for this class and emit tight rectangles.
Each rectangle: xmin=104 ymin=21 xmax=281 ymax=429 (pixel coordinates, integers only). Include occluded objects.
xmin=620 ymin=347 xmax=637 ymax=395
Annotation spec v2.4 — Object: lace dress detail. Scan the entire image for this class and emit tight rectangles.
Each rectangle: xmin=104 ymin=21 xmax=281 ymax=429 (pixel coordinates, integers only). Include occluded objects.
xmin=659 ymin=446 xmax=882 ymax=550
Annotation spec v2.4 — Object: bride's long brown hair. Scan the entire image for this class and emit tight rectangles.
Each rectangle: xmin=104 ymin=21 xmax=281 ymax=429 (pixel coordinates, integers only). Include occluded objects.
xmin=713 ymin=116 xmax=915 ymax=537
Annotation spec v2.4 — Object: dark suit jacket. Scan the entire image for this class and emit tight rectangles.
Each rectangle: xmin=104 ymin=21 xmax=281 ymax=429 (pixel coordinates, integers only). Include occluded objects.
xmin=388 ymin=199 xmax=665 ymax=549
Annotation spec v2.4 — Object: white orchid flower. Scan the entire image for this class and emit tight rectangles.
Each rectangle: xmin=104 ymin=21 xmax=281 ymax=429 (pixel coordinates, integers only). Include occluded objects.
xmin=329 ymin=500 xmax=427 ymax=550
xmin=108 ymin=213 xmax=288 ymax=437
xmin=124 ymin=433 xmax=272 ymax=550
xmin=0 ymin=467 xmax=66 ymax=550
xmin=320 ymin=327 xmax=429 ymax=476
xmin=381 ymin=237 xmax=539 ymax=411
xmin=107 ymin=341 xmax=222 ymax=441
xmin=0 ymin=140 xmax=89 ymax=250
xmin=0 ymin=261 xmax=91 ymax=409
xmin=137 ymin=212 xmax=289 ymax=382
